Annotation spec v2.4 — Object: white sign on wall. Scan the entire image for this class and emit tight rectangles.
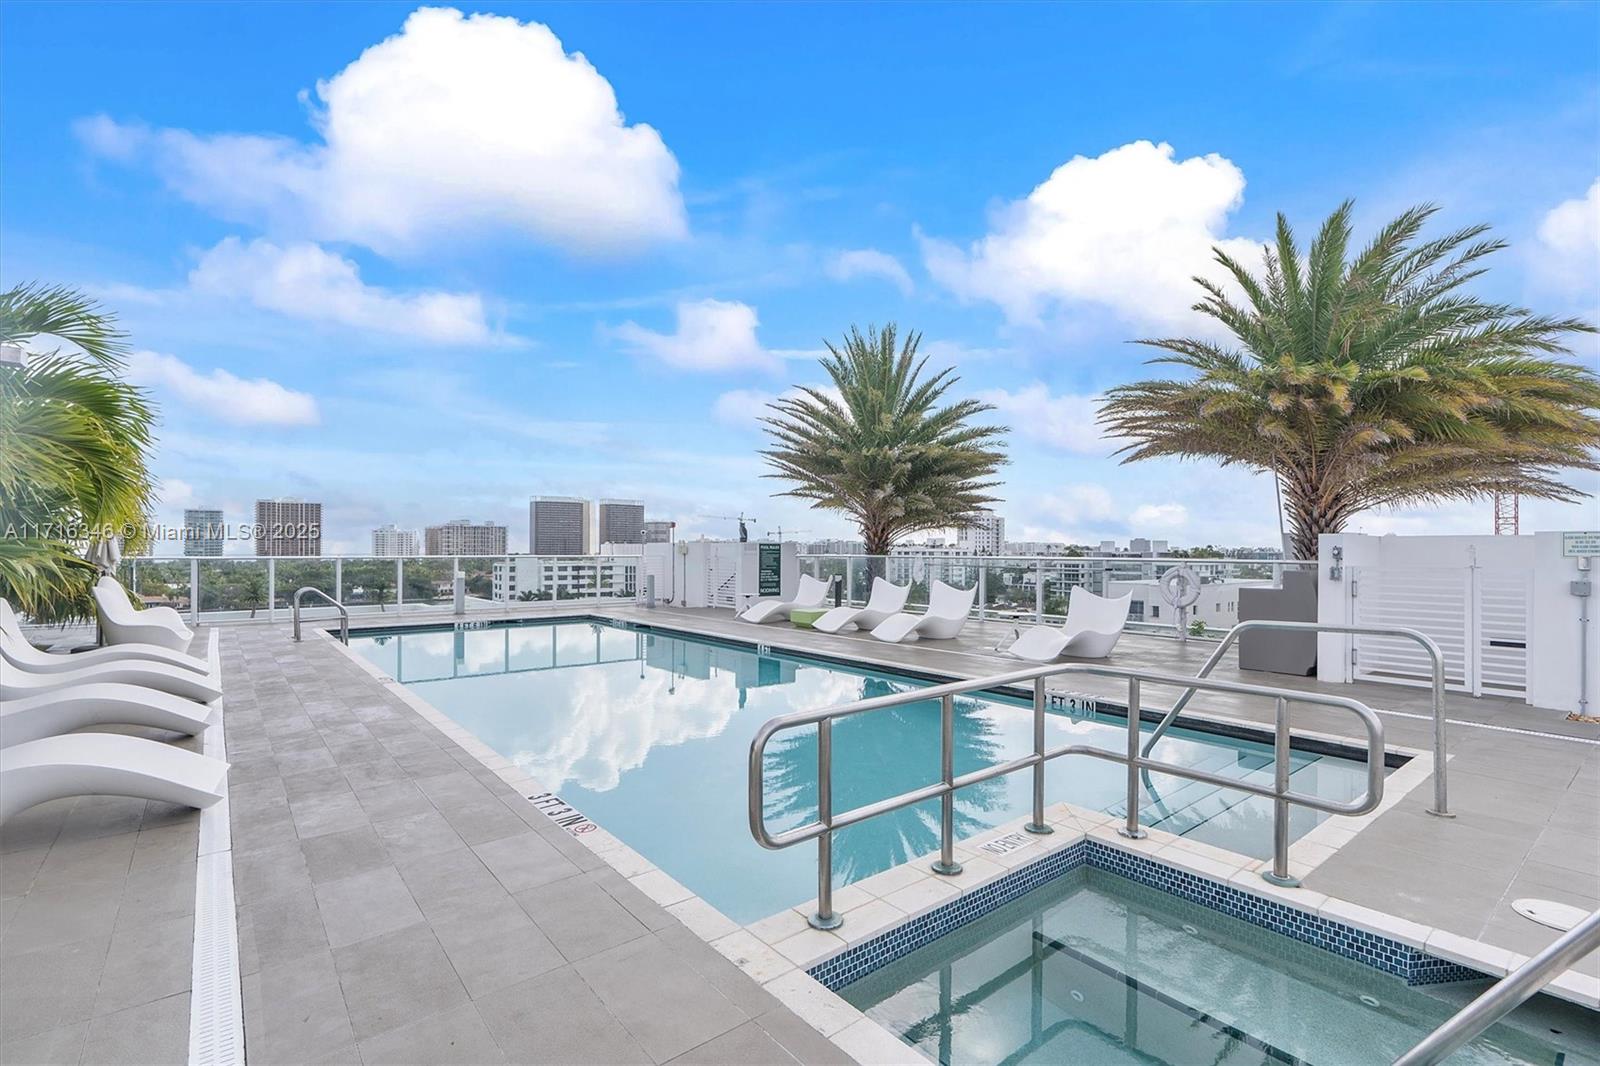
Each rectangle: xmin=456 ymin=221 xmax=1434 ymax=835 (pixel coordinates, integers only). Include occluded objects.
xmin=1562 ymin=532 xmax=1600 ymax=558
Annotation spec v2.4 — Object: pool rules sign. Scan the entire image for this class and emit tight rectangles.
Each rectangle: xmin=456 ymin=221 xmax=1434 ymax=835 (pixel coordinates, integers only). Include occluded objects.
xmin=758 ymin=542 xmax=782 ymax=597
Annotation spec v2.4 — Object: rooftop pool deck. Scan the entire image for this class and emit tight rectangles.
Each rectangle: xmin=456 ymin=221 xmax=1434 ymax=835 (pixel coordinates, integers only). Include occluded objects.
xmin=2 ymin=602 xmax=1595 ymax=1064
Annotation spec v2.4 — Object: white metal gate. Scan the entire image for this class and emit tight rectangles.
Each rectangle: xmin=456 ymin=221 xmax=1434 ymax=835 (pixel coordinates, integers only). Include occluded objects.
xmin=1351 ymin=565 xmax=1530 ymax=696
xmin=704 ymin=543 xmax=739 ymax=609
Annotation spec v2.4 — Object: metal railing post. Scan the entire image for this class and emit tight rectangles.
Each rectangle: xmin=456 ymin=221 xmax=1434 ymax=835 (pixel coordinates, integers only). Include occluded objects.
xmin=1025 ymin=677 xmax=1052 ymax=834
xmin=1034 ymin=561 xmax=1044 ymax=623
xmin=1262 ymin=696 xmax=1299 ymax=886
xmin=396 ymin=559 xmax=404 ymax=611
xmin=1119 ymin=678 xmax=1146 ymax=839
xmin=931 ymin=693 xmax=964 ymax=875
xmin=811 ymin=718 xmax=842 ymax=929
xmin=977 ymin=567 xmax=987 ymax=622
xmin=189 ymin=558 xmax=200 ymax=624
xmin=1427 ymin=658 xmax=1452 ymax=818
xmin=334 ymin=558 xmax=343 ymax=606
xmin=267 ymin=559 xmax=276 ymax=622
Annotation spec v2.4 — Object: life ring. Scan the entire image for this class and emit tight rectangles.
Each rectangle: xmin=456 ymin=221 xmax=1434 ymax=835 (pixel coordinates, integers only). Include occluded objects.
xmin=1159 ymin=566 xmax=1202 ymax=608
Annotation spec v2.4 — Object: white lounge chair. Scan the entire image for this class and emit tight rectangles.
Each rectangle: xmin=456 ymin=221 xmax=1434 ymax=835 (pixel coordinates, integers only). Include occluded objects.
xmin=92 ymin=576 xmax=195 ymax=652
xmin=0 ymin=733 xmax=228 ymax=822
xmin=1 ymin=634 xmax=222 ymax=704
xmin=1 ymin=682 xmax=215 ymax=748
xmin=740 ymin=573 xmax=832 ymax=624
xmin=812 ymin=578 xmax=911 ymax=634
xmin=1006 ymin=587 xmax=1132 ymax=662
xmin=870 ymin=581 xmax=977 ymax=643
xmin=1 ymin=599 xmax=213 ymax=676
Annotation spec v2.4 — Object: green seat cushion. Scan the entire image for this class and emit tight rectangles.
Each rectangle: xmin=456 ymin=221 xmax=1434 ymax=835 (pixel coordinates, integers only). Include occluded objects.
xmin=789 ymin=608 xmax=829 ymax=628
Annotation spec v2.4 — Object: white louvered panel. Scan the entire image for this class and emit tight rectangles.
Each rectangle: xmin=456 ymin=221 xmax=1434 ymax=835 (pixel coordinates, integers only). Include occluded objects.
xmin=705 ymin=544 xmax=739 ymax=609
xmin=1476 ymin=569 xmax=1530 ymax=696
xmin=1353 ymin=567 xmax=1471 ymax=690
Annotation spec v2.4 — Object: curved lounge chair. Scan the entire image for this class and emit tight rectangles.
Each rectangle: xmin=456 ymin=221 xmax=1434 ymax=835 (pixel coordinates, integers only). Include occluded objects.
xmin=1 ymin=681 xmax=215 ymax=748
xmin=0 ymin=733 xmax=228 ymax=823
xmin=1 ymin=635 xmax=222 ymax=704
xmin=740 ymin=574 xmax=831 ymax=624
xmin=1 ymin=600 xmax=213 ymax=676
xmin=92 ymin=577 xmax=194 ymax=652
xmin=1006 ymin=588 xmax=1132 ymax=662
xmin=870 ymin=581 xmax=977 ymax=643
xmin=813 ymin=578 xmax=911 ymax=634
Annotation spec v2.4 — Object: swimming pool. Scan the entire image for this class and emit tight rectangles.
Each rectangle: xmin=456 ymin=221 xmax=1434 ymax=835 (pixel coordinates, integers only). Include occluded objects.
xmin=351 ymin=618 xmax=1385 ymax=924
xmin=844 ymin=866 xmax=1597 ymax=1065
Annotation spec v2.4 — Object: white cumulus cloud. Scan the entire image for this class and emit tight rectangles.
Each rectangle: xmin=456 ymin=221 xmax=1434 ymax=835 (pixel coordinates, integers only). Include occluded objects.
xmin=712 ymin=388 xmax=779 ymax=427
xmin=126 ymin=350 xmax=320 ymax=426
xmin=712 ymin=383 xmax=840 ymax=429
xmin=920 ymin=140 xmax=1264 ymax=331
xmin=1130 ymin=502 xmax=1189 ymax=529
xmin=612 ymin=299 xmax=782 ymax=373
xmin=77 ymin=7 xmax=686 ymax=257
xmin=977 ymin=384 xmax=1109 ymax=455
xmin=191 ymin=237 xmax=494 ymax=344
xmin=827 ymin=249 xmax=914 ymax=295
xmin=1535 ymin=178 xmax=1600 ymax=297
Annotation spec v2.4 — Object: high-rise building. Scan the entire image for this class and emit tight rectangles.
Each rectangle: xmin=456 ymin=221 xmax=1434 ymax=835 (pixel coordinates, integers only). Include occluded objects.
xmin=597 ymin=499 xmax=646 ymax=546
xmin=182 ymin=508 xmax=224 ymax=557
xmin=371 ymin=524 xmax=420 ymax=557
xmin=254 ymin=499 xmax=322 ymax=557
xmin=642 ymin=520 xmax=675 ymax=544
xmin=425 ymin=518 xmax=508 ymax=556
xmin=957 ymin=510 xmax=1006 ymax=555
xmin=530 ymin=497 xmax=592 ymax=555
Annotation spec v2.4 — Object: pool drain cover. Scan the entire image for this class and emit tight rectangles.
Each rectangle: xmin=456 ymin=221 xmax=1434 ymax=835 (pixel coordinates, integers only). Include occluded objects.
xmin=1512 ymin=898 xmax=1587 ymax=931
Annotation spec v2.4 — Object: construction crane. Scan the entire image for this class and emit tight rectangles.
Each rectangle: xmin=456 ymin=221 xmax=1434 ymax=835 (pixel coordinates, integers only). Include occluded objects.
xmin=766 ymin=527 xmax=811 ymax=543
xmin=695 ymin=513 xmax=756 ymax=542
xmin=1493 ymin=491 xmax=1520 ymax=535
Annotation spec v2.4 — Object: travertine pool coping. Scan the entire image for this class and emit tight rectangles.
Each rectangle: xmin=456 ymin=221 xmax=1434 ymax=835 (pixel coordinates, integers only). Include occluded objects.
xmin=315 ymin=617 xmax=1597 ymax=1066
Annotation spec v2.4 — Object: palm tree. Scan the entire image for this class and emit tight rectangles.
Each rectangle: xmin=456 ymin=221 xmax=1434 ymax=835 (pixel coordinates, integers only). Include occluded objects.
xmin=1100 ymin=203 xmax=1600 ymax=560
xmin=761 ymin=324 xmax=1007 ymax=562
xmin=0 ymin=284 xmax=157 ymax=622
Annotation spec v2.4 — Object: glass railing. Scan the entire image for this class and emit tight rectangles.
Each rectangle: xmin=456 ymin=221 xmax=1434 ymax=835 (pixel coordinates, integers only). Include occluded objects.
xmin=116 ymin=553 xmax=647 ymax=625
xmin=798 ymin=553 xmax=1314 ymax=639
xmin=112 ymin=549 xmax=1310 ymax=640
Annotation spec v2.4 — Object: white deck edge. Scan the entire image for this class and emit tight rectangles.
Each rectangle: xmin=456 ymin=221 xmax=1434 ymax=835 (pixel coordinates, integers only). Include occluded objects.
xmin=188 ymin=640 xmax=246 ymax=1066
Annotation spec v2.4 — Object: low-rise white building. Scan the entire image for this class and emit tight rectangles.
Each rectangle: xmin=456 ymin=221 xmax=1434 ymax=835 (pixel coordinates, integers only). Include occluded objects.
xmin=493 ymin=554 xmax=639 ymax=601
xmin=1106 ymin=577 xmax=1271 ymax=631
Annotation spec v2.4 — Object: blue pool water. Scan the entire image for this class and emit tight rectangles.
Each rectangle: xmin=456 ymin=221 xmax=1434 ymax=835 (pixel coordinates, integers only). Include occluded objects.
xmin=844 ymin=868 xmax=1598 ymax=1065
xmin=351 ymin=619 xmax=1383 ymax=924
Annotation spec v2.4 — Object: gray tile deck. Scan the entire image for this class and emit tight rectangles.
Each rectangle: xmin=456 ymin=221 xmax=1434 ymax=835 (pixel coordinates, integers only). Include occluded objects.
xmin=3 ymin=602 xmax=1595 ymax=1065
xmin=1 ymin=723 xmax=202 ymax=1064
xmin=218 ymin=620 xmax=851 ymax=1064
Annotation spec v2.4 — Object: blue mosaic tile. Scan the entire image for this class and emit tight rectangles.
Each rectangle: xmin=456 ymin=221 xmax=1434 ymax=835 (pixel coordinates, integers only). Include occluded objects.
xmin=809 ymin=837 xmax=1488 ymax=993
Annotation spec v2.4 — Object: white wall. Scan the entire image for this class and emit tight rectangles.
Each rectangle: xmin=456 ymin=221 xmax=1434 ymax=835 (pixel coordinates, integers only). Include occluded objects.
xmin=1528 ymin=532 xmax=1598 ymax=714
xmin=1318 ymin=531 xmax=1598 ymax=713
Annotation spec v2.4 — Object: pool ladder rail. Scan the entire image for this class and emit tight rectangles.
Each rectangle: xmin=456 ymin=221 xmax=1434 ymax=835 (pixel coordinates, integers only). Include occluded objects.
xmin=291 ymin=587 xmax=349 ymax=644
xmin=747 ymin=661 xmax=1387 ymax=931
xmin=1141 ymin=619 xmax=1451 ymax=818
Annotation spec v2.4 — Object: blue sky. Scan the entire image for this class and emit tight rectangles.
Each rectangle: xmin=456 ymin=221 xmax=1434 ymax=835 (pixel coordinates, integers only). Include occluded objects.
xmin=3 ymin=1 xmax=1597 ymax=554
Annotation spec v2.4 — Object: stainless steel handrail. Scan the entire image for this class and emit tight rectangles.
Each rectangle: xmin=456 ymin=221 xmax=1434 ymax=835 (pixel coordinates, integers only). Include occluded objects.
xmin=1393 ymin=908 xmax=1600 ymax=1066
xmin=1140 ymin=620 xmax=1451 ymax=817
xmin=748 ymin=662 xmax=1385 ymax=929
xmin=292 ymin=587 xmax=349 ymax=644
